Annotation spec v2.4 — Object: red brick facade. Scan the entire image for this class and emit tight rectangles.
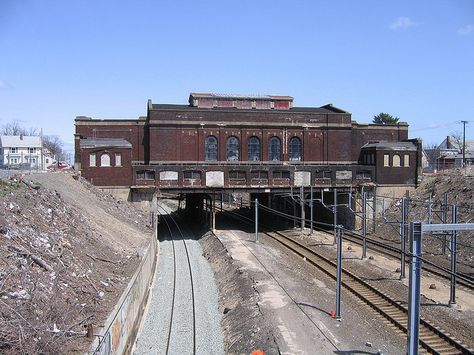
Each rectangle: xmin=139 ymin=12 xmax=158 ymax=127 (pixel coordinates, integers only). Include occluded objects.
xmin=75 ymin=94 xmax=419 ymax=190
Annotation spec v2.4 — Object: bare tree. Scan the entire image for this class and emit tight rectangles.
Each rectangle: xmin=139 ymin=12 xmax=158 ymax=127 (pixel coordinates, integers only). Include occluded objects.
xmin=424 ymin=142 xmax=440 ymax=169
xmin=43 ymin=135 xmax=66 ymax=167
xmin=450 ymin=131 xmax=463 ymax=152
xmin=1 ymin=120 xmax=39 ymax=136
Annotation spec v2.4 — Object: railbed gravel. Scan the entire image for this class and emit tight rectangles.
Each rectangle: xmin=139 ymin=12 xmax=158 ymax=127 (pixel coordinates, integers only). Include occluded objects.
xmin=134 ymin=206 xmax=224 ymax=355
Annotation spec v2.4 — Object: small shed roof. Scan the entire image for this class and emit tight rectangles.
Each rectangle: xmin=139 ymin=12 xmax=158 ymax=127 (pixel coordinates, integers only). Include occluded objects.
xmin=361 ymin=141 xmax=417 ymax=151
xmin=0 ymin=135 xmax=42 ymax=148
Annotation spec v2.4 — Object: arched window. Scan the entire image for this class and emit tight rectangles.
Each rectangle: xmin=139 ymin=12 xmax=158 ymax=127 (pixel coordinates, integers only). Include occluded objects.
xmin=100 ymin=153 xmax=111 ymax=167
xmin=269 ymin=136 xmax=281 ymax=161
xmin=247 ymin=136 xmax=260 ymax=161
xmin=205 ymin=136 xmax=218 ymax=161
xmin=289 ymin=137 xmax=302 ymax=161
xmin=226 ymin=136 xmax=239 ymax=161
xmin=393 ymin=154 xmax=401 ymax=167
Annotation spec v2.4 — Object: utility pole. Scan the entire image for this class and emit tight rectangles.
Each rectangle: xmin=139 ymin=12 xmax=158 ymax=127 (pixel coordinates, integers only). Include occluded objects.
xmin=461 ymin=120 xmax=468 ymax=168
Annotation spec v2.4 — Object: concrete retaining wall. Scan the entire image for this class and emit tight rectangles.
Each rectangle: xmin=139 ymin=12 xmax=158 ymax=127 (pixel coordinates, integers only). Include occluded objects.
xmin=88 ymin=227 xmax=158 ymax=355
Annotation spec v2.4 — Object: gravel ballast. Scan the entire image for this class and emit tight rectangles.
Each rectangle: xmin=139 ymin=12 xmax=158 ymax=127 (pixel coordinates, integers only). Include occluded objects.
xmin=134 ymin=207 xmax=224 ymax=354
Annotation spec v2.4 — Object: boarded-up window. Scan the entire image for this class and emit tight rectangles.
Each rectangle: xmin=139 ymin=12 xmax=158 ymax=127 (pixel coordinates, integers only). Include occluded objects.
xmin=100 ymin=153 xmax=111 ymax=167
xmin=356 ymin=170 xmax=372 ymax=180
xmin=384 ymin=154 xmax=390 ymax=167
xmin=273 ymin=170 xmax=290 ymax=179
xmin=89 ymin=153 xmax=96 ymax=167
xmin=115 ymin=153 xmax=122 ymax=166
xmin=256 ymin=100 xmax=271 ymax=109
xmin=404 ymin=154 xmax=410 ymax=167
xmin=315 ymin=170 xmax=332 ymax=179
xmin=229 ymin=170 xmax=246 ymax=181
xmin=251 ymin=171 xmax=268 ymax=180
xmin=393 ymin=154 xmax=401 ymax=167
xmin=183 ymin=171 xmax=201 ymax=180
xmin=137 ymin=170 xmax=155 ymax=180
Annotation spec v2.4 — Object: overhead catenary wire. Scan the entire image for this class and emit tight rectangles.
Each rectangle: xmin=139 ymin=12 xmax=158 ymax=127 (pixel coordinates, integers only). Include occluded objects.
xmin=221 ymin=195 xmax=474 ymax=287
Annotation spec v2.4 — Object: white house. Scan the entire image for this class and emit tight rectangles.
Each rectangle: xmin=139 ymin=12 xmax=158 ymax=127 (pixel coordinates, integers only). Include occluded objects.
xmin=0 ymin=135 xmax=51 ymax=170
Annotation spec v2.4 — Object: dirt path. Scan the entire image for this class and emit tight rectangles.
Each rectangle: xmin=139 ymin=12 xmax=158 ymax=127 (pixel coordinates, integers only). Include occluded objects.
xmin=29 ymin=172 xmax=149 ymax=253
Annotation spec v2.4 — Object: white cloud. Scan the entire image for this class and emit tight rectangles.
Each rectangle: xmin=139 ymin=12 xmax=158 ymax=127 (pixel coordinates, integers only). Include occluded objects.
xmin=390 ymin=17 xmax=417 ymax=30
xmin=0 ymin=80 xmax=11 ymax=89
xmin=458 ymin=24 xmax=474 ymax=35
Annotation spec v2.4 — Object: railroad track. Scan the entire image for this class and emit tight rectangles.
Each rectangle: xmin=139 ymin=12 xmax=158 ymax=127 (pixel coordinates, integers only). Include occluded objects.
xmin=157 ymin=204 xmax=196 ymax=355
xmin=219 ymin=207 xmax=474 ymax=354
xmin=220 ymin=205 xmax=474 ymax=291
xmin=267 ymin=230 xmax=474 ymax=354
xmin=339 ymin=230 xmax=474 ymax=292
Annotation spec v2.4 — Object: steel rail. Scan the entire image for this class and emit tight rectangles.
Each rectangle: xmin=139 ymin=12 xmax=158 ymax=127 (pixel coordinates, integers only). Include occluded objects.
xmin=158 ymin=204 xmax=197 ymax=355
xmin=266 ymin=230 xmax=473 ymax=355
xmin=218 ymin=206 xmax=473 ymax=354
xmin=222 ymin=203 xmax=474 ymax=290
xmin=339 ymin=229 xmax=474 ymax=291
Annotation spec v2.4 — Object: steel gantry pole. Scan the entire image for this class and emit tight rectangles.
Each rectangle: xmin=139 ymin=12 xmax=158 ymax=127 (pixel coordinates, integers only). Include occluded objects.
xmin=310 ymin=186 xmax=314 ymax=235
xmin=333 ymin=188 xmax=338 ymax=245
xmin=335 ymin=225 xmax=343 ymax=320
xmin=362 ymin=191 xmax=367 ymax=259
xmin=449 ymin=205 xmax=457 ymax=305
xmin=461 ymin=120 xmax=468 ymax=168
xmin=300 ymin=186 xmax=305 ymax=231
xmin=400 ymin=196 xmax=408 ymax=279
xmin=255 ymin=198 xmax=259 ymax=243
xmin=407 ymin=222 xmax=422 ymax=355
xmin=428 ymin=193 xmax=432 ymax=224
xmin=442 ymin=193 xmax=448 ymax=255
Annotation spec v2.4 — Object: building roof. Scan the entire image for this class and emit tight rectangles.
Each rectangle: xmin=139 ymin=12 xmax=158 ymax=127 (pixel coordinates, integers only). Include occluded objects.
xmin=361 ymin=141 xmax=417 ymax=151
xmin=80 ymin=138 xmax=132 ymax=149
xmin=189 ymin=93 xmax=294 ymax=101
xmin=150 ymin=103 xmax=347 ymax=114
xmin=0 ymin=135 xmax=42 ymax=148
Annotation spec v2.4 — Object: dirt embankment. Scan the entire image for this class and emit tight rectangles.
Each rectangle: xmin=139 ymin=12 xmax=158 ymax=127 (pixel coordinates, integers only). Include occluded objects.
xmin=0 ymin=172 xmax=151 ymax=354
xmin=375 ymin=167 xmax=474 ymax=269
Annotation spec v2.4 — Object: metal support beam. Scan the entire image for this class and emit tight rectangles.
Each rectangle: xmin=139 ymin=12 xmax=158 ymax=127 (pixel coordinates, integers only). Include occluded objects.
xmin=428 ymin=193 xmax=432 ymax=224
xmin=310 ymin=186 xmax=314 ymax=235
xmin=400 ymin=196 xmax=408 ymax=279
xmin=333 ymin=188 xmax=338 ymax=245
xmin=442 ymin=193 xmax=448 ymax=255
xmin=300 ymin=186 xmax=305 ymax=231
xmin=449 ymin=205 xmax=457 ymax=305
xmin=255 ymin=198 xmax=259 ymax=243
xmin=335 ymin=225 xmax=343 ymax=320
xmin=407 ymin=222 xmax=422 ymax=355
xmin=212 ymin=196 xmax=216 ymax=232
xmin=362 ymin=191 xmax=367 ymax=259
xmin=293 ymin=197 xmax=297 ymax=229
xmin=421 ymin=223 xmax=474 ymax=232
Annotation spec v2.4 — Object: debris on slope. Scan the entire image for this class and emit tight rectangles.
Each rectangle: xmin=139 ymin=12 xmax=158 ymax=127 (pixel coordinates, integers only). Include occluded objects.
xmin=374 ymin=167 xmax=474 ymax=269
xmin=0 ymin=174 xmax=152 ymax=354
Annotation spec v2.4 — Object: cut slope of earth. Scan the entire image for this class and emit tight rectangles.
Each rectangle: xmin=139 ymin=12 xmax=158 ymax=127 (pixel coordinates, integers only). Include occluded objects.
xmin=374 ymin=167 xmax=474 ymax=270
xmin=0 ymin=172 xmax=151 ymax=354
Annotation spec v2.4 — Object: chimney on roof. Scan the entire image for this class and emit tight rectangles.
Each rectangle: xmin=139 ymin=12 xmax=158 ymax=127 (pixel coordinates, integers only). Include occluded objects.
xmin=20 ymin=134 xmax=23 ymax=141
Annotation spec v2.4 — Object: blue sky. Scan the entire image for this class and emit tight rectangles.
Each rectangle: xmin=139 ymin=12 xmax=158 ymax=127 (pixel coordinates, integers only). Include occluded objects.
xmin=1 ymin=0 xmax=473 ymax=153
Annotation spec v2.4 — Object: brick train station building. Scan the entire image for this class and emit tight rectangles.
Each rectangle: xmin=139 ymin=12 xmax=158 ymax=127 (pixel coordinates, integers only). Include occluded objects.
xmin=74 ymin=93 xmax=422 ymax=203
